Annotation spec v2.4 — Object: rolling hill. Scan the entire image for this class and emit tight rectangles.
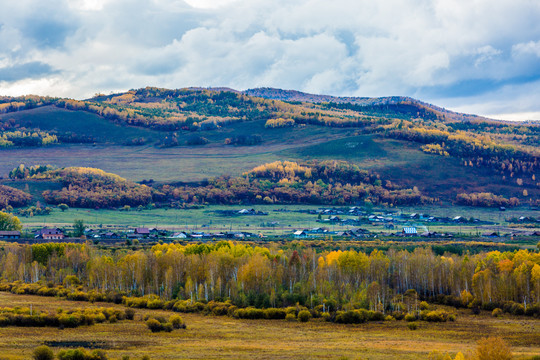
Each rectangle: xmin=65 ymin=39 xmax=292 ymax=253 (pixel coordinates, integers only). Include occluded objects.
xmin=0 ymin=87 xmax=538 ymax=209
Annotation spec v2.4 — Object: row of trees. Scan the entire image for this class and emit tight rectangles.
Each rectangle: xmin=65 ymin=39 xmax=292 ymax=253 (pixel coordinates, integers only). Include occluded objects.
xmin=162 ymin=160 xmax=434 ymax=206
xmin=0 ymin=131 xmax=57 ymax=147
xmin=4 ymin=161 xmax=432 ymax=209
xmin=0 ymin=242 xmax=538 ymax=314
xmin=9 ymin=164 xmax=55 ymax=180
xmin=456 ymin=192 xmax=520 ymax=208
xmin=0 ymin=95 xmax=57 ymax=114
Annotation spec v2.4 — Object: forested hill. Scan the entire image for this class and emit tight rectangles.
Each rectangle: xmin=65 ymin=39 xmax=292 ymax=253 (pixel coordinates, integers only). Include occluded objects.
xmin=243 ymin=87 xmax=491 ymax=123
xmin=0 ymin=86 xmax=538 ymax=206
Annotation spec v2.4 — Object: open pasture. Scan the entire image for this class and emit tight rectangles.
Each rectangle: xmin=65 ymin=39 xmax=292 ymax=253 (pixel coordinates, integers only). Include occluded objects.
xmin=0 ymin=292 xmax=538 ymax=359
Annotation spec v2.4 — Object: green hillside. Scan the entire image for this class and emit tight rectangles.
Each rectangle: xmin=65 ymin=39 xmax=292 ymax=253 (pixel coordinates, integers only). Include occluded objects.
xmin=0 ymin=87 xmax=538 ymax=208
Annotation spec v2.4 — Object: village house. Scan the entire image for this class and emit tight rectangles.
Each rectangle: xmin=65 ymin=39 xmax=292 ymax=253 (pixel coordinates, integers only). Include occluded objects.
xmin=0 ymin=231 xmax=21 ymax=240
xmin=102 ymin=232 xmax=120 ymax=239
xmin=402 ymin=227 xmax=418 ymax=236
xmin=134 ymin=228 xmax=150 ymax=238
xmin=308 ymin=227 xmax=328 ymax=234
xmin=170 ymin=232 xmax=188 ymax=239
xmin=35 ymin=228 xmax=64 ymax=240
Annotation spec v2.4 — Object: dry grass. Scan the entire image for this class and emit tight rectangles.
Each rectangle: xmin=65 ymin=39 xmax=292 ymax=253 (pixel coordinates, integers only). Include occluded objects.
xmin=0 ymin=292 xmax=538 ymax=360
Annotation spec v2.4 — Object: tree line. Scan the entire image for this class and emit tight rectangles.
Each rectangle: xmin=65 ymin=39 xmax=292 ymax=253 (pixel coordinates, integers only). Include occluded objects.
xmin=162 ymin=160 xmax=434 ymax=206
xmin=0 ymin=242 xmax=538 ymax=317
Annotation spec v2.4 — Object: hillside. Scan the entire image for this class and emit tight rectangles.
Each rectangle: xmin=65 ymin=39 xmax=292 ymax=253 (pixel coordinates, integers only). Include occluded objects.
xmin=0 ymin=87 xmax=538 ymax=207
xmin=243 ymin=87 xmax=493 ymax=123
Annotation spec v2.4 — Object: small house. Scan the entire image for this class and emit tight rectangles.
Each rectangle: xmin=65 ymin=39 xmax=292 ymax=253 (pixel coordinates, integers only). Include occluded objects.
xmin=402 ymin=227 xmax=418 ymax=236
xmin=103 ymin=232 xmax=120 ymax=239
xmin=35 ymin=228 xmax=64 ymax=240
xmin=0 ymin=231 xmax=21 ymax=239
xmin=293 ymin=230 xmax=308 ymax=239
xmin=170 ymin=232 xmax=188 ymax=239
xmin=134 ymin=228 xmax=150 ymax=237
xmin=309 ymin=227 xmax=328 ymax=234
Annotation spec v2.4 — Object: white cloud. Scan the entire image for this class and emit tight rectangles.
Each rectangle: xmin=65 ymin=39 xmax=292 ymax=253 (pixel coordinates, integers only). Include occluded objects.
xmin=184 ymin=0 xmax=239 ymax=9
xmin=512 ymin=41 xmax=540 ymax=58
xmin=1 ymin=0 xmax=540 ymax=120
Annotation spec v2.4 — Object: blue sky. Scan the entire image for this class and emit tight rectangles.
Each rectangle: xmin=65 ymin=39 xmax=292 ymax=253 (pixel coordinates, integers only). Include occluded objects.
xmin=1 ymin=0 xmax=540 ymax=121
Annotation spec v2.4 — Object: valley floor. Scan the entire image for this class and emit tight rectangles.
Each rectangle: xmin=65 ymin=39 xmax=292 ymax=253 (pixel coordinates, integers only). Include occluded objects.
xmin=0 ymin=292 xmax=538 ymax=359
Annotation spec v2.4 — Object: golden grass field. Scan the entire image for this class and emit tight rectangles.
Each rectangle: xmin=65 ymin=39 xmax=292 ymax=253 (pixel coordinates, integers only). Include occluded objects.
xmin=0 ymin=292 xmax=538 ymax=360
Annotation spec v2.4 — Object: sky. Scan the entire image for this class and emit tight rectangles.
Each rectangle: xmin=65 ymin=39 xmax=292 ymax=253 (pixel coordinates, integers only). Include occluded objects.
xmin=1 ymin=0 xmax=540 ymax=121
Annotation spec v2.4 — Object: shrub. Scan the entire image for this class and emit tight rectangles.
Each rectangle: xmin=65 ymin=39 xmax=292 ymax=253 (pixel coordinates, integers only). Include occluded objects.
xmin=233 ymin=307 xmax=266 ymax=320
xmin=404 ymin=313 xmax=417 ymax=322
xmin=298 ymin=310 xmax=311 ymax=323
xmin=321 ymin=312 xmax=331 ymax=322
xmin=421 ymin=310 xmax=453 ymax=322
xmin=264 ymin=308 xmax=286 ymax=320
xmin=524 ymin=303 xmax=540 ymax=317
xmin=335 ymin=310 xmax=368 ymax=324
xmin=407 ymin=322 xmax=418 ymax=330
xmin=492 ymin=308 xmax=503 ymax=318
xmin=57 ymin=348 xmax=101 ymax=360
xmin=210 ymin=305 xmax=228 ymax=316
xmin=285 ymin=313 xmax=296 ymax=321
xmin=147 ymin=299 xmax=164 ymax=309
xmin=475 ymin=337 xmax=512 ymax=360
xmin=419 ymin=301 xmax=429 ymax=310
xmin=186 ymin=136 xmax=209 ymax=146
xmin=510 ymin=303 xmax=525 ymax=316
xmin=124 ymin=308 xmax=135 ymax=320
xmin=146 ymin=318 xmax=163 ymax=332
xmin=169 ymin=315 xmax=184 ymax=329
xmin=33 ymin=345 xmax=54 ymax=360
xmin=285 ymin=307 xmax=297 ymax=315
xmin=368 ymin=311 xmax=385 ymax=321
xmin=162 ymin=322 xmax=173 ymax=332
xmin=89 ymin=350 xmax=108 ymax=360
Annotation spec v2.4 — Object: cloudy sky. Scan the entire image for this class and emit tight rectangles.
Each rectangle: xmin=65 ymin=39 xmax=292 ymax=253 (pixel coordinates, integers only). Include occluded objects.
xmin=1 ymin=0 xmax=540 ymax=121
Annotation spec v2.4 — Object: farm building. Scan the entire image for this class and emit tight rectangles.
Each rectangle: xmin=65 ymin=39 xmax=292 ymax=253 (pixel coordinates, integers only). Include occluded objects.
xmin=402 ymin=227 xmax=418 ymax=236
xmin=134 ymin=228 xmax=150 ymax=238
xmin=35 ymin=228 xmax=64 ymax=240
xmin=0 ymin=231 xmax=21 ymax=239
xmin=170 ymin=232 xmax=188 ymax=239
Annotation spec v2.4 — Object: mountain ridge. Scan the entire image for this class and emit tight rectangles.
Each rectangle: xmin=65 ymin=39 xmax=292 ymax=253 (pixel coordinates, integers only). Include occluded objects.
xmin=242 ymin=87 xmax=493 ymax=123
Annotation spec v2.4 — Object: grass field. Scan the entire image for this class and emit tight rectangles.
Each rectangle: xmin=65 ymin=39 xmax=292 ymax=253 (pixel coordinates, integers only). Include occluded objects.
xmin=1 ymin=130 xmax=534 ymax=203
xmin=0 ymin=292 xmax=538 ymax=360
xmin=0 ymin=123 xmax=357 ymax=183
xmin=0 ymin=106 xmax=163 ymax=144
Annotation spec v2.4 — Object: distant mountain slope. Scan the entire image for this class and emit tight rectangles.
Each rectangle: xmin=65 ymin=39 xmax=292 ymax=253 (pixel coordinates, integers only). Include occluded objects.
xmin=243 ymin=87 xmax=492 ymax=123
xmin=0 ymin=86 xmax=538 ymax=206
